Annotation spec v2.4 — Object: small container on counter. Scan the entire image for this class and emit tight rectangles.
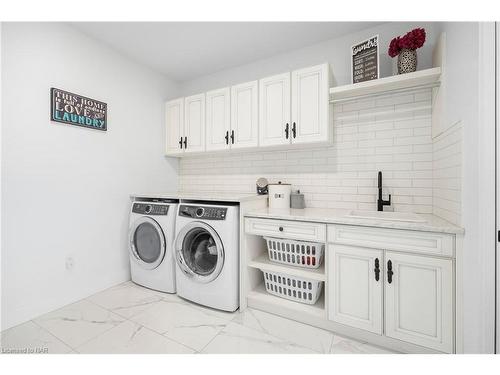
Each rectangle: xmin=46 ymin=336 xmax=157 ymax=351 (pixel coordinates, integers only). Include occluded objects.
xmin=268 ymin=181 xmax=291 ymax=209
xmin=290 ymin=190 xmax=305 ymax=209
xmin=256 ymin=177 xmax=269 ymax=195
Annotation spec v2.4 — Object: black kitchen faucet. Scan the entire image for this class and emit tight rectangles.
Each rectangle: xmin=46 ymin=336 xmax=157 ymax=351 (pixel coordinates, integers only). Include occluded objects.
xmin=377 ymin=171 xmax=391 ymax=211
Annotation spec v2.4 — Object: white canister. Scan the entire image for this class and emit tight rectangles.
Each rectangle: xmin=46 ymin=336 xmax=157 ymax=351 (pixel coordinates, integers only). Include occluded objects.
xmin=268 ymin=182 xmax=292 ymax=209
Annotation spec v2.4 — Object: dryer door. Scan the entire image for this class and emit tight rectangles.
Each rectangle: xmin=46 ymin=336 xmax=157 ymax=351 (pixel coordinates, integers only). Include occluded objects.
xmin=175 ymin=221 xmax=224 ymax=283
xmin=129 ymin=217 xmax=166 ymax=270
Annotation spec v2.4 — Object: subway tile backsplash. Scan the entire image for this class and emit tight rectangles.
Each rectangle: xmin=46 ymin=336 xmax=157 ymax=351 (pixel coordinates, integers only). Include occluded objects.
xmin=432 ymin=121 xmax=462 ymax=226
xmin=179 ymin=88 xmax=462 ymax=225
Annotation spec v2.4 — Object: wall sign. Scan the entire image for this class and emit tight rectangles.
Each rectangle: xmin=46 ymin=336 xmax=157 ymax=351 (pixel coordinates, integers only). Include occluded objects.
xmin=51 ymin=88 xmax=107 ymax=131
xmin=351 ymin=35 xmax=379 ymax=84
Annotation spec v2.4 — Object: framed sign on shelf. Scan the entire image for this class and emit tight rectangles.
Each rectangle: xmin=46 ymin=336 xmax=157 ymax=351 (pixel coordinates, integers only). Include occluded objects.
xmin=351 ymin=35 xmax=380 ymax=84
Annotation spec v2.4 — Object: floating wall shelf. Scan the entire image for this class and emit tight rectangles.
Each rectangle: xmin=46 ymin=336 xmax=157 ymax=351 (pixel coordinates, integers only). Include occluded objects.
xmin=329 ymin=67 xmax=441 ymax=103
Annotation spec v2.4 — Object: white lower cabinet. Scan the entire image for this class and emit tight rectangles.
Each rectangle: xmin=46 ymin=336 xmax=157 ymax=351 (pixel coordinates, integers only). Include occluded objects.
xmin=327 ymin=234 xmax=455 ymax=353
xmin=328 ymin=245 xmax=383 ymax=334
xmin=384 ymin=251 xmax=454 ymax=353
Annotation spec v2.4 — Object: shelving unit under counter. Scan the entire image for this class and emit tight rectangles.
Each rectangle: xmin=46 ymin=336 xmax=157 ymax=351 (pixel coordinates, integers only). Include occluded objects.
xmin=240 ymin=216 xmax=328 ymax=322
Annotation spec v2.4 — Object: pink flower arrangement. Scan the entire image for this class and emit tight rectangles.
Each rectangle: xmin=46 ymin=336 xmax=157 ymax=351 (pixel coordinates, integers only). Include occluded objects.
xmin=388 ymin=28 xmax=426 ymax=57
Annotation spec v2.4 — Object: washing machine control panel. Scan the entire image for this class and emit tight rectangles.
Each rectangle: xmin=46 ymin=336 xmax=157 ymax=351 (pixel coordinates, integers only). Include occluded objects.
xmin=132 ymin=203 xmax=169 ymax=215
xmin=179 ymin=205 xmax=227 ymax=220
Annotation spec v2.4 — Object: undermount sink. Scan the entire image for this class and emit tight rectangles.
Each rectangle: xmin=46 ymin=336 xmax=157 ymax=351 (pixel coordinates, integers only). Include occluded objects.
xmin=346 ymin=210 xmax=427 ymax=223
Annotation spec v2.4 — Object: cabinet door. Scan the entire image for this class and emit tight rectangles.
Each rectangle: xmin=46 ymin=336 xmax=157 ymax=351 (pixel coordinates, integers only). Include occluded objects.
xmin=165 ymin=98 xmax=184 ymax=155
xmin=206 ymin=87 xmax=231 ymax=151
xmin=328 ymin=244 xmax=383 ymax=334
xmin=259 ymin=72 xmax=291 ymax=147
xmin=184 ymin=93 xmax=205 ymax=153
xmin=291 ymin=63 xmax=330 ymax=144
xmin=231 ymin=80 xmax=258 ymax=149
xmin=385 ymin=252 xmax=454 ymax=353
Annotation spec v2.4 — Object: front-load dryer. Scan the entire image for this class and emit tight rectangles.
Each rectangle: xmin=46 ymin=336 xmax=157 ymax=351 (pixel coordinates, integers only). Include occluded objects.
xmin=174 ymin=202 xmax=239 ymax=311
xmin=129 ymin=198 xmax=178 ymax=293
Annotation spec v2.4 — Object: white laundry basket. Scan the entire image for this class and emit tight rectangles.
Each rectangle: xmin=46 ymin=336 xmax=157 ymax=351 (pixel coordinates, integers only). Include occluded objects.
xmin=261 ymin=270 xmax=323 ymax=305
xmin=264 ymin=237 xmax=324 ymax=269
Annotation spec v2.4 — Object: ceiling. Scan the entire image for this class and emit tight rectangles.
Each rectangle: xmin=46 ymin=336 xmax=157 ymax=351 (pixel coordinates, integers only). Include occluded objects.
xmin=70 ymin=22 xmax=383 ymax=82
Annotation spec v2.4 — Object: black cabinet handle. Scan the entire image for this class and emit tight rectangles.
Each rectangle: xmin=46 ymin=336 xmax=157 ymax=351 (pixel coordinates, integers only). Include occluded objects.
xmin=225 ymin=131 xmax=229 ymax=145
xmin=179 ymin=137 xmax=183 ymax=149
xmin=374 ymin=258 xmax=380 ymax=281
xmin=285 ymin=123 xmax=289 ymax=139
xmin=183 ymin=136 xmax=187 ymax=149
xmin=279 ymin=226 xmax=284 ymax=232
xmin=231 ymin=130 xmax=234 ymax=144
xmin=387 ymin=260 xmax=393 ymax=284
xmin=292 ymin=122 xmax=297 ymax=138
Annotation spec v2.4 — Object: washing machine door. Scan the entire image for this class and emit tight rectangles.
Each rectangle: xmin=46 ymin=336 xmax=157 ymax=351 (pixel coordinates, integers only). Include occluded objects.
xmin=175 ymin=221 xmax=224 ymax=283
xmin=129 ymin=217 xmax=166 ymax=270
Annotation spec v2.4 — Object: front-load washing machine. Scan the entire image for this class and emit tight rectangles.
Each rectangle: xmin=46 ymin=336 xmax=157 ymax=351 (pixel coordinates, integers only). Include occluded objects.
xmin=129 ymin=198 xmax=178 ymax=293
xmin=174 ymin=202 xmax=239 ymax=311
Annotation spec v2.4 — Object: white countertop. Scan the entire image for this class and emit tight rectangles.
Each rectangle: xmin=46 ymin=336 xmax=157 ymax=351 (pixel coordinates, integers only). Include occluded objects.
xmin=130 ymin=191 xmax=268 ymax=203
xmin=244 ymin=207 xmax=464 ymax=235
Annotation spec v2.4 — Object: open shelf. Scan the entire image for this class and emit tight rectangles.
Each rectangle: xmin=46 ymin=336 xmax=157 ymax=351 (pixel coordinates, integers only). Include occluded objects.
xmin=330 ymin=67 xmax=441 ymax=102
xmin=247 ymin=282 xmax=325 ymax=319
xmin=248 ymin=254 xmax=326 ymax=281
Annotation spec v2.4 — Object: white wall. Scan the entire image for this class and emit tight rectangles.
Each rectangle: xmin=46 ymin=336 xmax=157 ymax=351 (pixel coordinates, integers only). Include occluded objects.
xmin=1 ymin=23 xmax=179 ymax=330
xmin=438 ymin=22 xmax=495 ymax=353
xmin=0 ymin=22 xmax=3 ymax=332
xmin=180 ymin=22 xmax=441 ymax=95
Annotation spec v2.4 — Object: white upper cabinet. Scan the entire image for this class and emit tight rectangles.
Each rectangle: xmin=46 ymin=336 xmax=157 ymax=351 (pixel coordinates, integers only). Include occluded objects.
xmin=165 ymin=63 xmax=330 ymax=156
xmin=259 ymin=64 xmax=330 ymax=147
xmin=184 ymin=93 xmax=206 ymax=153
xmin=165 ymin=98 xmax=184 ymax=155
xmin=206 ymin=87 xmax=231 ymax=151
xmin=259 ymin=72 xmax=291 ymax=147
xmin=328 ymin=244 xmax=383 ymax=335
xmin=231 ymin=80 xmax=259 ymax=149
xmin=384 ymin=251 xmax=454 ymax=353
xmin=291 ymin=63 xmax=330 ymax=144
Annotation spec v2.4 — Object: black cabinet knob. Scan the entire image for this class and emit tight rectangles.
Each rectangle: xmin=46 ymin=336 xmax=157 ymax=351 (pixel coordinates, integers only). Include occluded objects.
xmin=387 ymin=260 xmax=393 ymax=284
xmin=374 ymin=258 xmax=380 ymax=281
xmin=279 ymin=226 xmax=284 ymax=232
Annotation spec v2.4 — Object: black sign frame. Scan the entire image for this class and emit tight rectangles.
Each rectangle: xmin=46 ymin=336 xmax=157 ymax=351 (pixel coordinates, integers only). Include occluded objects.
xmin=50 ymin=88 xmax=107 ymax=131
xmin=351 ymin=35 xmax=380 ymax=84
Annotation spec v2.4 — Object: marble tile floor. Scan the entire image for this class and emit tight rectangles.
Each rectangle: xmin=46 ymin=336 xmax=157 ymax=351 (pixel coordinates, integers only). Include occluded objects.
xmin=0 ymin=281 xmax=396 ymax=354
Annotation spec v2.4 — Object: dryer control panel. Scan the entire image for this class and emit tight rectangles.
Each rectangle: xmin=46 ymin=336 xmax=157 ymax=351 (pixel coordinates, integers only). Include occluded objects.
xmin=132 ymin=203 xmax=169 ymax=215
xmin=179 ymin=205 xmax=227 ymax=220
